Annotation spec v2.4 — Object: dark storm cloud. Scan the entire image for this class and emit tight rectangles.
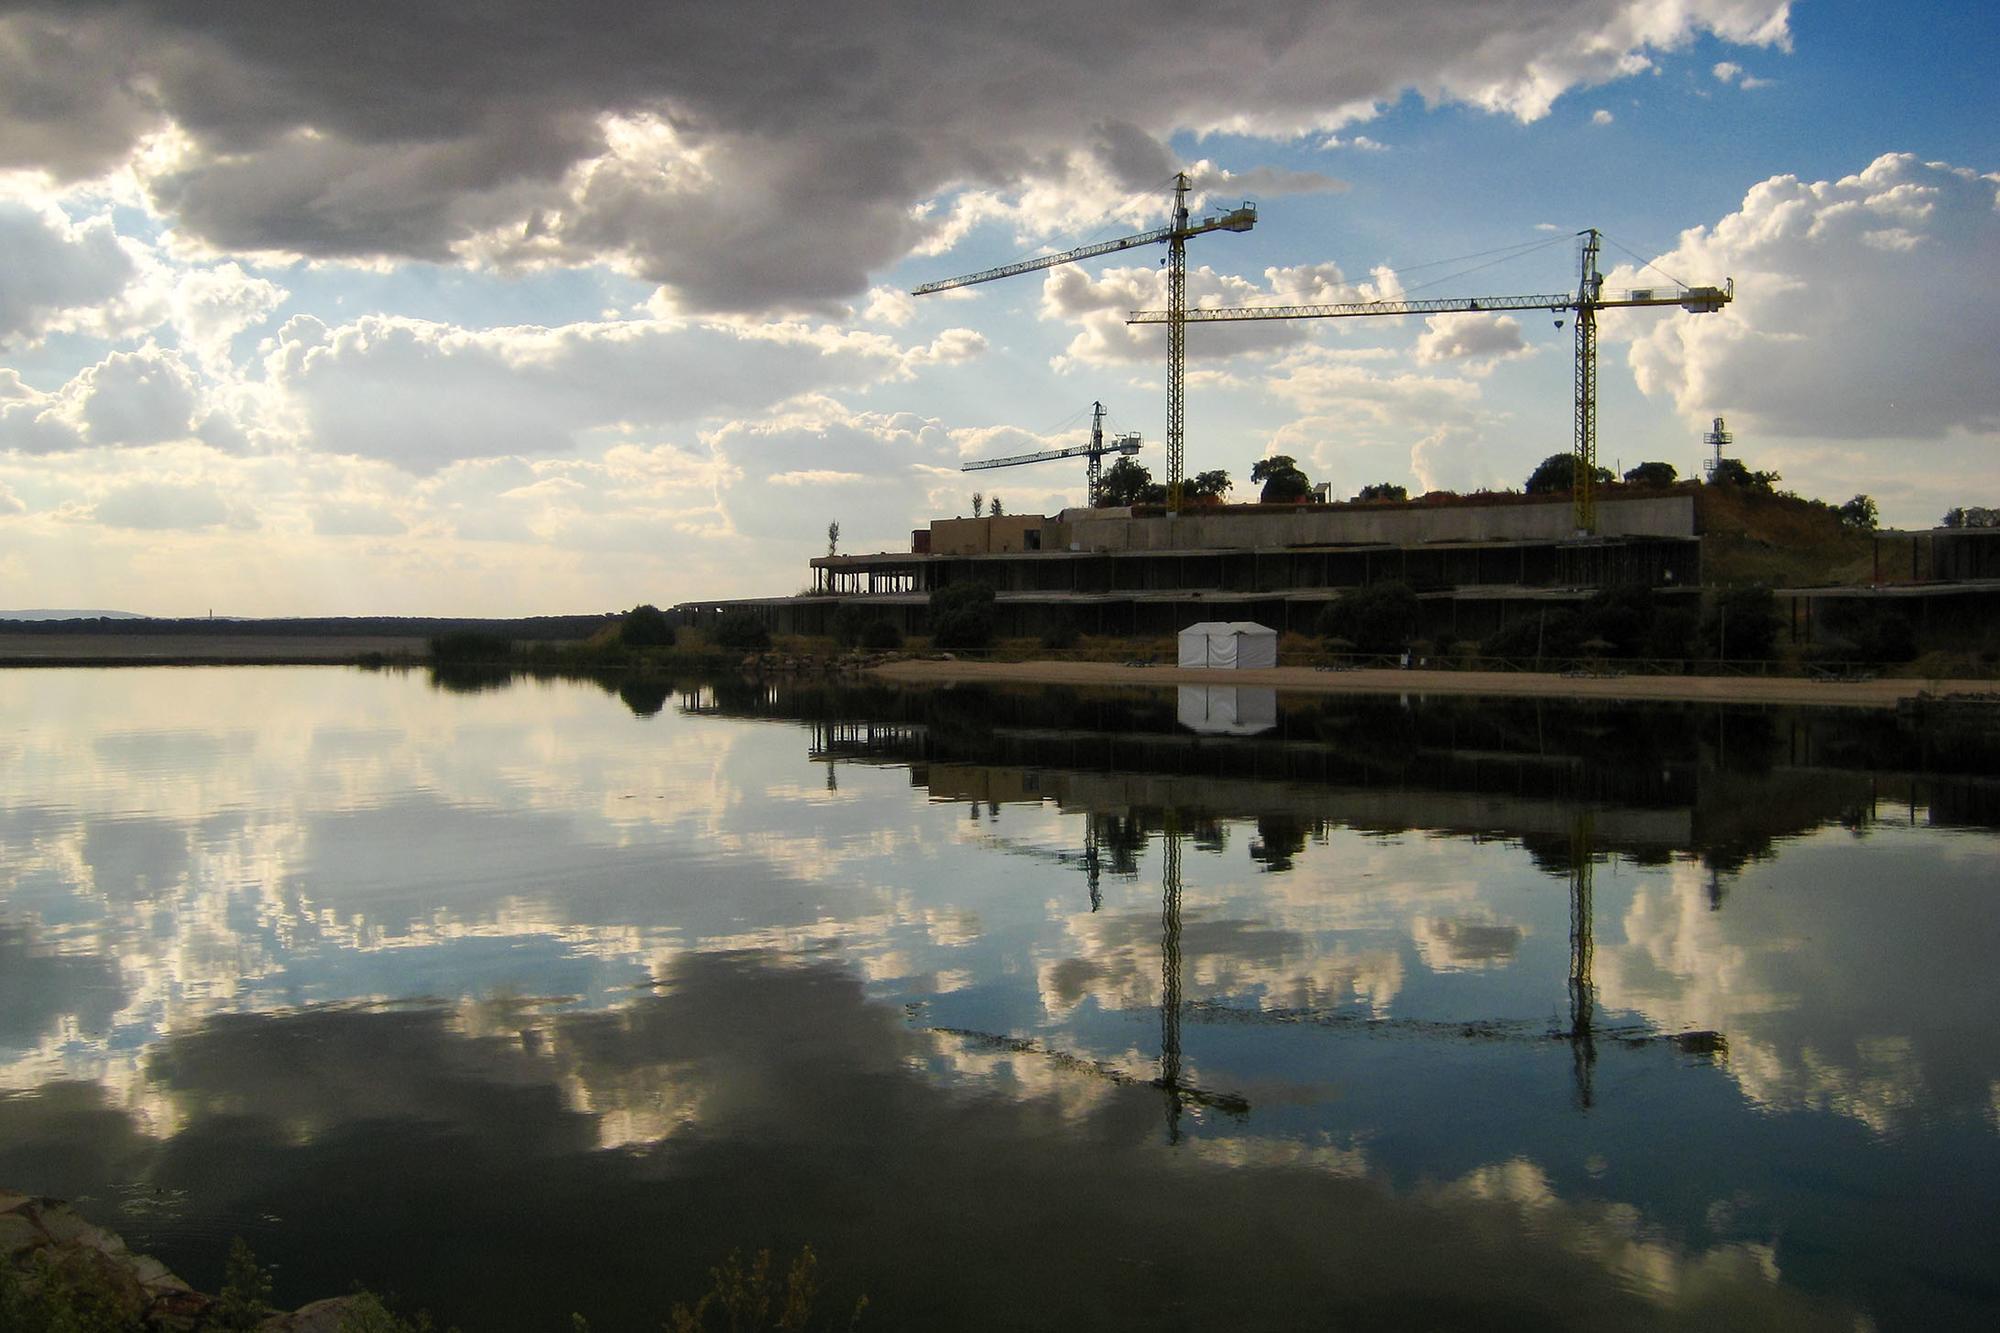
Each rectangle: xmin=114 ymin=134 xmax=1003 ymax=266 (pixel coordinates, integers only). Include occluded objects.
xmin=0 ymin=3 xmax=1786 ymax=312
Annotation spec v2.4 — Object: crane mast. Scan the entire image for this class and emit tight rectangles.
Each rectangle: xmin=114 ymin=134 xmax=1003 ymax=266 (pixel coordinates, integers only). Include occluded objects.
xmin=915 ymin=173 xmax=1256 ymax=513
xmin=960 ymin=400 xmax=1141 ymax=506
xmin=1128 ymin=228 xmax=1731 ymax=534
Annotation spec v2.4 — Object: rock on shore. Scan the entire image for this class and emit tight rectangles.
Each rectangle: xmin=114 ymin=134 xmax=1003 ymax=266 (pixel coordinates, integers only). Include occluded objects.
xmin=0 ymin=1189 xmax=362 ymax=1331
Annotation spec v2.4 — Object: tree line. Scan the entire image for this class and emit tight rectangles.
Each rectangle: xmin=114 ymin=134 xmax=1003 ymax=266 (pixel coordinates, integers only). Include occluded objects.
xmin=1084 ymin=449 xmax=1891 ymax=532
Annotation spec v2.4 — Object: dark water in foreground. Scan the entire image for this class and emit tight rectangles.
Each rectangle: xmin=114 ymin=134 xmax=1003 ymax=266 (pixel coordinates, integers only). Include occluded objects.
xmin=2 ymin=667 xmax=1997 ymax=1329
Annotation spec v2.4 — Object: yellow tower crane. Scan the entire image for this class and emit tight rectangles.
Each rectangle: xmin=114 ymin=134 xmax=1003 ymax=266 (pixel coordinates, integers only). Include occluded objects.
xmin=913 ymin=173 xmax=1257 ymax=512
xmin=1129 ymin=229 xmax=1731 ymax=534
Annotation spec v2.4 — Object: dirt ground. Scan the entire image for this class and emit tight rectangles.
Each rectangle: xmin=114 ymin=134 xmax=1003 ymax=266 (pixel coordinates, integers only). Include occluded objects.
xmin=871 ymin=657 xmax=1995 ymax=709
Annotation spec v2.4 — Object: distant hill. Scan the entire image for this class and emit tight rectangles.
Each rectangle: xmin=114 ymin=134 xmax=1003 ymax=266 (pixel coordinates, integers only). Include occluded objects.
xmin=0 ymin=614 xmax=616 ymax=639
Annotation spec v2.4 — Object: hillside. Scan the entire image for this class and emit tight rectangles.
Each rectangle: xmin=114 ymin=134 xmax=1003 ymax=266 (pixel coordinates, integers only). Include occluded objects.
xmin=1695 ymin=485 xmax=1878 ymax=588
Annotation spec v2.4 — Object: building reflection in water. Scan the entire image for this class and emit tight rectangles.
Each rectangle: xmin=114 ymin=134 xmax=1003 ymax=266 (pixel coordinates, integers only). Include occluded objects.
xmin=3 ymin=670 xmax=1997 ymax=1328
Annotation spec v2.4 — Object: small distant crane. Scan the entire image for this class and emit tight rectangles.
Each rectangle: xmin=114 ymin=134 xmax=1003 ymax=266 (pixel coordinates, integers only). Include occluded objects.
xmin=1129 ymin=229 xmax=1732 ymax=534
xmin=915 ymin=173 xmax=1257 ymax=512
xmin=961 ymin=401 xmax=1141 ymax=507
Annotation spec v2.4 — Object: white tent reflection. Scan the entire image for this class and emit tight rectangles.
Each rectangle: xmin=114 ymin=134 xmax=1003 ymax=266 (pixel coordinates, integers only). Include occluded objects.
xmin=1177 ymin=685 xmax=1278 ymax=736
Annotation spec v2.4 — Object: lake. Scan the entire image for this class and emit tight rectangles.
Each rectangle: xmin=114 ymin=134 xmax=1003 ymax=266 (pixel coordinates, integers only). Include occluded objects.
xmin=2 ymin=666 xmax=1996 ymax=1329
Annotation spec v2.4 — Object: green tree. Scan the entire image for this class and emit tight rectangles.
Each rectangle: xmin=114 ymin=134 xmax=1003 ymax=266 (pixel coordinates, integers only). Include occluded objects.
xmin=1708 ymin=457 xmax=1780 ymax=491
xmin=1704 ymin=585 xmax=1781 ymax=660
xmin=826 ymin=520 xmax=839 ymax=557
xmin=622 ymin=603 xmax=675 ymax=647
xmin=988 ymin=495 xmax=1004 ymax=516
xmin=1525 ymin=453 xmax=1613 ymax=494
xmin=711 ymin=609 xmax=773 ymax=652
xmin=1319 ymin=581 xmax=1420 ymax=654
xmin=859 ymin=619 xmax=903 ymax=651
xmin=1251 ymin=454 xmax=1312 ymax=503
xmin=1185 ymin=469 xmax=1232 ymax=502
xmin=1355 ymin=483 xmax=1408 ymax=502
xmin=1622 ymin=461 xmax=1678 ymax=487
xmin=1096 ymin=457 xmax=1156 ymax=507
xmin=1836 ymin=494 xmax=1878 ymax=531
xmin=216 ymin=1237 xmax=273 ymax=1331
xmin=929 ymin=582 xmax=996 ymax=652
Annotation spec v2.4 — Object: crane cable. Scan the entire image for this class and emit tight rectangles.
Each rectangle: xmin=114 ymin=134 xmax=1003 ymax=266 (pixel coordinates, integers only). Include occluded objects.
xmin=1598 ymin=232 xmax=1694 ymax=292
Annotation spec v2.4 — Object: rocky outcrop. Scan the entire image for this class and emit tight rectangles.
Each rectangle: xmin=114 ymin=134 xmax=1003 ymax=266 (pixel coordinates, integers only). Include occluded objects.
xmin=0 ymin=1190 xmax=367 ymax=1331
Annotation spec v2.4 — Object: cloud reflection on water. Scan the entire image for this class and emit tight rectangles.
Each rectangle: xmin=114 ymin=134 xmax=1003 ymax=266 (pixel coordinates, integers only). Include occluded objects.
xmin=2 ymin=667 xmax=1997 ymax=1326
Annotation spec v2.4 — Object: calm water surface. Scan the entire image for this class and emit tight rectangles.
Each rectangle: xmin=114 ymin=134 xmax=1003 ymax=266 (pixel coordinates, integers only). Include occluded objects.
xmin=2 ymin=667 xmax=1996 ymax=1329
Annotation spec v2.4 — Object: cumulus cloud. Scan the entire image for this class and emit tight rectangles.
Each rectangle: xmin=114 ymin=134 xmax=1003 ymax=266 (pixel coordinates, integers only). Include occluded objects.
xmin=0 ymin=2 xmax=1792 ymax=313
xmin=1413 ymin=312 xmax=1532 ymax=367
xmin=707 ymin=401 xmax=962 ymax=551
xmin=1592 ymin=109 xmax=1615 ymax=125
xmin=263 ymin=313 xmax=931 ymax=472
xmin=0 ymin=198 xmax=134 ymax=342
xmin=1619 ymin=154 xmax=2000 ymax=443
xmin=1046 ymin=260 xmax=1405 ymax=368
xmin=75 ymin=346 xmax=200 ymax=447
xmin=0 ymin=370 xmax=86 ymax=455
xmin=166 ymin=263 xmax=289 ymax=374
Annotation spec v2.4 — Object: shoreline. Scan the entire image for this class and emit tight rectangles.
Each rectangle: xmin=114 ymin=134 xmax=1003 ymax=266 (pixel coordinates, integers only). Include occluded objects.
xmin=870 ymin=657 xmax=1995 ymax=709
xmin=4 ymin=635 xmax=1993 ymax=708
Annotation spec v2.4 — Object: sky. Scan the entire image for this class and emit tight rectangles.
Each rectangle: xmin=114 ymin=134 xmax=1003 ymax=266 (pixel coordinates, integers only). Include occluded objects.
xmin=0 ymin=0 xmax=1994 ymax=616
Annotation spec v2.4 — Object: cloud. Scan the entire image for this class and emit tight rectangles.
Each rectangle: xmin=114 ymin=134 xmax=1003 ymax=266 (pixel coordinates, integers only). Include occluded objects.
xmin=310 ymin=499 xmax=406 ymax=537
xmin=0 ymin=198 xmax=135 ymax=342
xmin=1592 ymin=109 xmax=1615 ymax=125
xmin=1712 ymin=60 xmax=1773 ymax=88
xmin=1045 ymin=260 xmax=1405 ymax=368
xmin=708 ymin=401 xmax=962 ymax=551
xmin=1321 ymin=134 xmax=1389 ymax=152
xmin=264 ymin=313 xmax=921 ymax=473
xmin=1413 ymin=312 xmax=1532 ymax=367
xmin=1619 ymin=154 xmax=2000 ymax=444
xmin=0 ymin=2 xmax=1792 ymax=313
xmin=0 ymin=370 xmax=86 ymax=455
xmin=76 ymin=346 xmax=200 ymax=447
xmin=93 ymin=479 xmax=231 ymax=531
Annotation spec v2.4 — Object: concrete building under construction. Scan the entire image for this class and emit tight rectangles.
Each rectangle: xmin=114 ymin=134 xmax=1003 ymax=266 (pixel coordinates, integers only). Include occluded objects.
xmin=678 ymin=492 xmax=1705 ymax=643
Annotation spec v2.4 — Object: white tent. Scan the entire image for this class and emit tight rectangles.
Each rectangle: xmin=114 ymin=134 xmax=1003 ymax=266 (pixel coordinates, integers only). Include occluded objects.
xmin=1176 ymin=621 xmax=1278 ymax=670
xmin=1176 ymin=685 xmax=1279 ymax=735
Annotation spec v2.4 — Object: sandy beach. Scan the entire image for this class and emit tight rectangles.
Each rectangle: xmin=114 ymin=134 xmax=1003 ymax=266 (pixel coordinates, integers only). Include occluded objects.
xmin=871 ymin=656 xmax=1995 ymax=709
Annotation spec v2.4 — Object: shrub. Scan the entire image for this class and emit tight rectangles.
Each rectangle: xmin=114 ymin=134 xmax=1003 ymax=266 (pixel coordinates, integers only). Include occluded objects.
xmin=929 ymin=582 xmax=996 ymax=653
xmin=858 ymin=619 xmax=903 ymax=651
xmin=1704 ymin=585 xmax=1782 ymax=659
xmin=1319 ymin=581 xmax=1419 ymax=654
xmin=711 ymin=610 xmax=773 ymax=653
xmin=1483 ymin=609 xmax=1585 ymax=661
xmin=428 ymin=630 xmax=512 ymax=662
xmin=1642 ymin=607 xmax=1701 ymax=660
xmin=622 ymin=604 xmax=675 ymax=647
